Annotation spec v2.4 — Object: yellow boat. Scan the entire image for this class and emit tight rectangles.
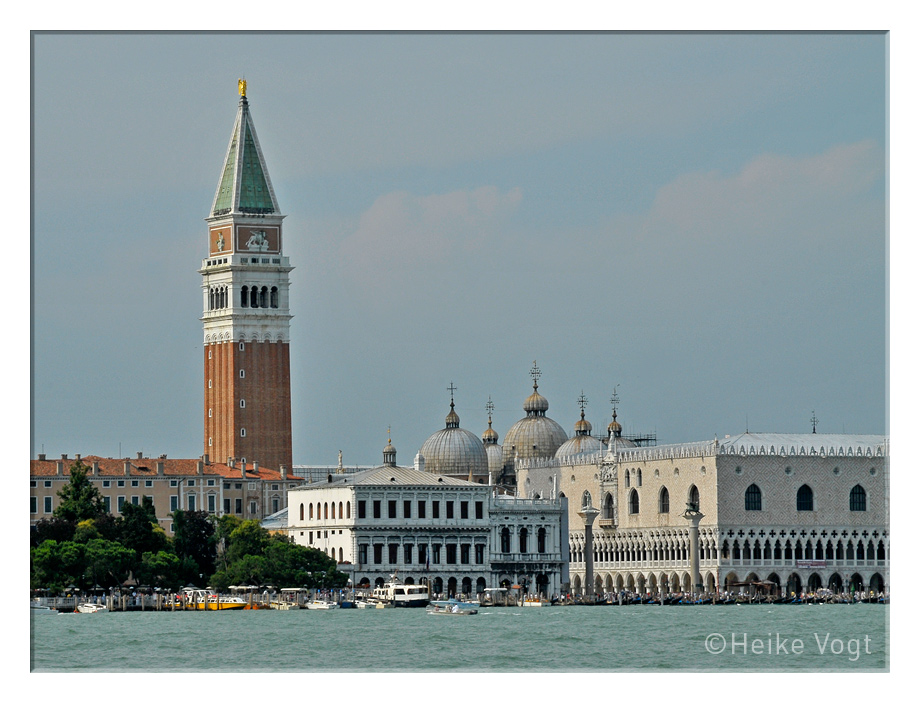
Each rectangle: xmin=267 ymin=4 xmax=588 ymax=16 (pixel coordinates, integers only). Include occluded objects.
xmin=183 ymin=589 xmax=248 ymax=610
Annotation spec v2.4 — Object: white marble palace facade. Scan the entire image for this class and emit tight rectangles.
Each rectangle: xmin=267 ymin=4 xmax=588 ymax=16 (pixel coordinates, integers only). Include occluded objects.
xmin=517 ymin=432 xmax=889 ymax=596
xmin=287 ymin=460 xmax=568 ymax=597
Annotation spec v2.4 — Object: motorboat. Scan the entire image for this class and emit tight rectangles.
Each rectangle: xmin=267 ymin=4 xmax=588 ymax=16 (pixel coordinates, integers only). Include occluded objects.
xmin=371 ymin=573 xmax=430 ymax=608
xmin=76 ymin=603 xmax=108 ymax=614
xmin=522 ymin=595 xmax=546 ymax=607
xmin=31 ymin=602 xmax=58 ymax=614
xmin=305 ymin=599 xmax=340 ymax=610
xmin=427 ymin=598 xmax=478 ymax=615
xmin=182 ymin=589 xmax=247 ymax=610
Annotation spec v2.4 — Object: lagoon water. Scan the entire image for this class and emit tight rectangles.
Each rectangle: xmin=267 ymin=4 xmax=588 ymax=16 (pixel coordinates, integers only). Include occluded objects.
xmin=31 ymin=604 xmax=888 ymax=672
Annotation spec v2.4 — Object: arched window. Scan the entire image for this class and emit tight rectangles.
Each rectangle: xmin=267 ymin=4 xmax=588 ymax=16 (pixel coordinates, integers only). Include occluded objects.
xmin=796 ymin=485 xmax=814 ymax=511
xmin=299 ymin=504 xmax=304 ymax=521
xmin=603 ymin=493 xmax=614 ymax=519
xmin=309 ymin=503 xmax=313 ymax=519
xmin=537 ymin=527 xmax=546 ymax=554
xmin=259 ymin=286 xmax=268 ymax=308
xmin=324 ymin=502 xmax=328 ymax=520
xmin=849 ymin=484 xmax=867 ymax=511
xmin=637 ymin=469 xmax=642 ymax=487
xmin=519 ymin=528 xmax=528 ymax=553
xmin=688 ymin=484 xmax=699 ymax=511
xmin=744 ymin=484 xmax=762 ymax=511
xmin=346 ymin=501 xmax=351 ymax=519
xmin=241 ymin=286 xmax=249 ymax=307
xmin=270 ymin=286 xmax=279 ymax=308
xmin=624 ymin=471 xmax=630 ymax=488
xmin=250 ymin=286 xmax=258 ymax=308
xmin=658 ymin=487 xmax=669 ymax=514
xmin=500 ymin=527 xmax=511 ymax=553
xmin=628 ymin=489 xmax=639 ymax=515
xmin=338 ymin=501 xmax=344 ymax=519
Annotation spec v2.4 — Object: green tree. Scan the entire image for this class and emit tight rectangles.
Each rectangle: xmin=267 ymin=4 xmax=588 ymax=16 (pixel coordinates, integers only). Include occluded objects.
xmin=225 ymin=520 xmax=270 ymax=563
xmin=136 ymin=551 xmax=182 ymax=591
xmin=83 ymin=538 xmax=134 ymax=589
xmin=31 ymin=517 xmax=76 ymax=547
xmin=53 ymin=461 xmax=107 ymax=522
xmin=119 ymin=498 xmax=168 ymax=559
xmin=172 ymin=510 xmax=217 ymax=583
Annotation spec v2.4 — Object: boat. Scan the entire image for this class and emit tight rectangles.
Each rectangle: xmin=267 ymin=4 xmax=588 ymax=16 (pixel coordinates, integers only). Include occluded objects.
xmin=427 ymin=598 xmax=478 ymax=615
xmin=479 ymin=588 xmax=509 ymax=607
xmin=269 ymin=601 xmax=300 ymax=610
xmin=183 ymin=589 xmax=248 ymax=610
xmin=76 ymin=603 xmax=108 ymax=613
xmin=371 ymin=573 xmax=430 ymax=608
xmin=31 ymin=602 xmax=58 ymax=614
xmin=522 ymin=595 xmax=546 ymax=607
xmin=305 ymin=599 xmax=340 ymax=610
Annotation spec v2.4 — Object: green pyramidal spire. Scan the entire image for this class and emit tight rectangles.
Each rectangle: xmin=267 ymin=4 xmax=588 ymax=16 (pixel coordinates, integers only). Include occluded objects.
xmin=210 ymin=90 xmax=280 ymax=217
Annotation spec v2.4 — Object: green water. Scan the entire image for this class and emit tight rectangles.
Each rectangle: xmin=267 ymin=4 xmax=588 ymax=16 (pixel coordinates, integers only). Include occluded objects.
xmin=30 ymin=604 xmax=888 ymax=672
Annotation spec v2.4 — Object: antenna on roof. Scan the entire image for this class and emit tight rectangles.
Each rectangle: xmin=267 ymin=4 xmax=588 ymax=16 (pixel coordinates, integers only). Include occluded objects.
xmin=811 ymin=411 xmax=819 ymax=434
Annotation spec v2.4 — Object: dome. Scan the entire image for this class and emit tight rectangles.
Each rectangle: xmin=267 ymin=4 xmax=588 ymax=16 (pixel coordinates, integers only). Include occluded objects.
xmin=501 ymin=366 xmax=567 ymax=469
xmin=418 ymin=400 xmax=489 ymax=480
xmin=382 ymin=438 xmax=397 ymax=467
xmin=605 ymin=407 xmax=637 ymax=453
xmin=556 ymin=404 xmax=603 ymax=461
xmin=485 ymin=442 xmax=503 ymax=478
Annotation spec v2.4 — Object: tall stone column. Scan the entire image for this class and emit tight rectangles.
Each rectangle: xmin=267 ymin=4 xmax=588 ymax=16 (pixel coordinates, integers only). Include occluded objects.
xmin=682 ymin=502 xmax=704 ymax=594
xmin=578 ymin=501 xmax=600 ymax=599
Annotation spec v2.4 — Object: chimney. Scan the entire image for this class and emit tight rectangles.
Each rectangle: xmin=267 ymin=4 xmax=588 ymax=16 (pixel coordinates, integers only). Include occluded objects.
xmin=281 ymin=465 xmax=288 ymax=480
xmin=203 ymin=454 xmax=210 ymax=465
xmin=252 ymin=461 xmax=259 ymax=474
xmin=228 ymin=457 xmax=234 ymax=468
xmin=157 ymin=461 xmax=164 ymax=476
xmin=197 ymin=461 xmax=204 ymax=476
xmin=61 ymin=453 xmax=68 ymax=461
xmin=38 ymin=453 xmax=46 ymax=461
xmin=56 ymin=461 xmax=64 ymax=476
xmin=124 ymin=460 xmax=131 ymax=476
xmin=92 ymin=461 xmax=99 ymax=476
xmin=75 ymin=453 xmax=81 ymax=461
xmin=137 ymin=451 xmax=143 ymax=460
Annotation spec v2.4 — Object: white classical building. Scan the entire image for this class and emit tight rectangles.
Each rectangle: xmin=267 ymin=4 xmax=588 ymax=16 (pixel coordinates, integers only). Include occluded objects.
xmin=286 ymin=441 xmax=568 ymax=597
xmin=517 ymin=431 xmax=889 ymax=596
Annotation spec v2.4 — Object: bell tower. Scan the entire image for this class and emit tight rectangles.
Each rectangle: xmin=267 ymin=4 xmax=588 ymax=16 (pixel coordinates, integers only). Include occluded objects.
xmin=200 ymin=80 xmax=293 ymax=471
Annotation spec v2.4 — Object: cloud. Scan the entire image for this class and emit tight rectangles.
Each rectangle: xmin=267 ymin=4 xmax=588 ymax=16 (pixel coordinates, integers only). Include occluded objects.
xmin=639 ymin=140 xmax=882 ymax=247
xmin=336 ymin=186 xmax=523 ymax=287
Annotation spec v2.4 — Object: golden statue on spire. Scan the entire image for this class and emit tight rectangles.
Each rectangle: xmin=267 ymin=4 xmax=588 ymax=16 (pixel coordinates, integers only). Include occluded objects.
xmin=238 ymin=79 xmax=247 ymax=97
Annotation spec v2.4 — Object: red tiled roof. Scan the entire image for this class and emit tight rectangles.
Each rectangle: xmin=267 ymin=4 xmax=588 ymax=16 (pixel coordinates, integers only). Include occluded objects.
xmin=30 ymin=455 xmax=302 ymax=482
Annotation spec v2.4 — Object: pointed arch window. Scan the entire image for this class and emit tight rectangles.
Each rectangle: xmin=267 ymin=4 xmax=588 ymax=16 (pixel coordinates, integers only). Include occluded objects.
xmin=628 ymin=489 xmax=639 ymax=515
xmin=688 ymin=484 xmax=700 ymax=511
xmin=744 ymin=484 xmax=762 ymax=511
xmin=849 ymin=484 xmax=867 ymax=511
xmin=796 ymin=485 xmax=814 ymax=511
xmin=658 ymin=487 xmax=669 ymax=514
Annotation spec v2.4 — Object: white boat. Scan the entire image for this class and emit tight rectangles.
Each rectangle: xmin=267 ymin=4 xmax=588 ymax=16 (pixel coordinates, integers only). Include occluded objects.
xmin=30 ymin=602 xmax=57 ymax=614
xmin=522 ymin=595 xmax=546 ymax=607
xmin=305 ymin=599 xmax=340 ymax=610
xmin=372 ymin=574 xmax=430 ymax=608
xmin=269 ymin=601 xmax=300 ymax=610
xmin=76 ymin=603 xmax=108 ymax=614
xmin=427 ymin=599 xmax=478 ymax=615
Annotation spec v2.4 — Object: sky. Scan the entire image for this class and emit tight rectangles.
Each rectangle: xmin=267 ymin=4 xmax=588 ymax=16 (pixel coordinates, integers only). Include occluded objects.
xmin=31 ymin=31 xmax=889 ymax=467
